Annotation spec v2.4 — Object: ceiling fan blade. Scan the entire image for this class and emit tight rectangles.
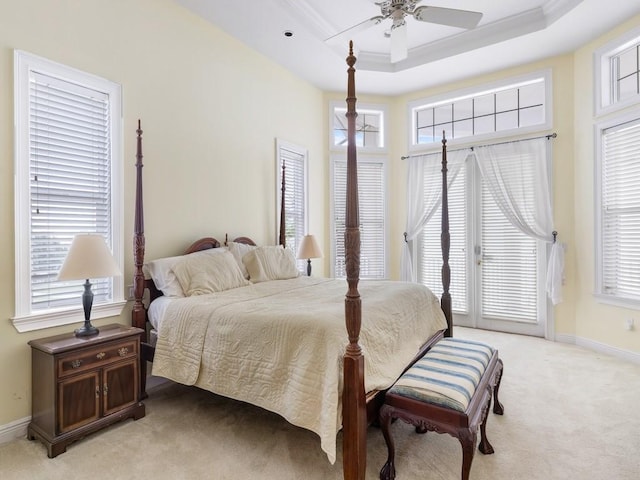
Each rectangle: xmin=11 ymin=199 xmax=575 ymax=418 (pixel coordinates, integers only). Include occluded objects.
xmin=390 ymin=21 xmax=407 ymax=63
xmin=325 ymin=16 xmax=385 ymax=45
xmin=413 ymin=6 xmax=482 ymax=29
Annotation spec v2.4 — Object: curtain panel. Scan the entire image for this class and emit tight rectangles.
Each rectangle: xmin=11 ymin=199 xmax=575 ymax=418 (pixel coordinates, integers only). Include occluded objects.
xmin=401 ymin=148 xmax=471 ymax=282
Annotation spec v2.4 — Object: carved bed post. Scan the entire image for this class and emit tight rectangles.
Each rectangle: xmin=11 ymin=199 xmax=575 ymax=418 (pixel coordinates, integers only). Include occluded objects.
xmin=132 ymin=120 xmax=148 ymax=398
xmin=342 ymin=41 xmax=366 ymax=480
xmin=440 ymin=132 xmax=453 ymax=337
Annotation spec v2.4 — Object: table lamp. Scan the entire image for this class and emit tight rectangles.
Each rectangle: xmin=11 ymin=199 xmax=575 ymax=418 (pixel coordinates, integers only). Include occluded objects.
xmin=297 ymin=234 xmax=322 ymax=276
xmin=57 ymin=234 xmax=121 ymax=337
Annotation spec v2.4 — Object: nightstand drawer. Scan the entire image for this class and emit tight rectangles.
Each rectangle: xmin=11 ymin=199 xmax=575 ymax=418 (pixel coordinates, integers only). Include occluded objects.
xmin=57 ymin=340 xmax=138 ymax=378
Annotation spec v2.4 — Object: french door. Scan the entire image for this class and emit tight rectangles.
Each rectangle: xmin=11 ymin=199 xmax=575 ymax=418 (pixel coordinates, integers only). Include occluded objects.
xmin=418 ymin=159 xmax=547 ymax=337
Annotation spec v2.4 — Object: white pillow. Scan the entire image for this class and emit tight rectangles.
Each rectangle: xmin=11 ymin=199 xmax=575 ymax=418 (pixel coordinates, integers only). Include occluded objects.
xmin=144 ymin=255 xmax=186 ymax=297
xmin=144 ymin=248 xmax=228 ymax=297
xmin=228 ymin=241 xmax=257 ymax=279
xmin=172 ymin=249 xmax=250 ymax=296
xmin=242 ymin=245 xmax=299 ymax=283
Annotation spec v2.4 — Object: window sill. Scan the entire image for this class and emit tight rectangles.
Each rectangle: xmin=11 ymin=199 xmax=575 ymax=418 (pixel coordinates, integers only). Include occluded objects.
xmin=593 ymin=293 xmax=640 ymax=311
xmin=11 ymin=301 xmax=127 ymax=333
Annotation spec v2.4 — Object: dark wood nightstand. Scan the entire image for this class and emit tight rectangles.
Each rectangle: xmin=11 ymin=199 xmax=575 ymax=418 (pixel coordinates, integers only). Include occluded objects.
xmin=27 ymin=323 xmax=146 ymax=457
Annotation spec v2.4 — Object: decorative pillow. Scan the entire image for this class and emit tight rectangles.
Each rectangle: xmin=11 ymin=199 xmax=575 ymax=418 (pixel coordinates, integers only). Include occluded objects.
xmin=144 ymin=248 xmax=229 ymax=297
xmin=242 ymin=245 xmax=299 ymax=283
xmin=172 ymin=249 xmax=250 ymax=296
xmin=228 ymin=241 xmax=257 ymax=279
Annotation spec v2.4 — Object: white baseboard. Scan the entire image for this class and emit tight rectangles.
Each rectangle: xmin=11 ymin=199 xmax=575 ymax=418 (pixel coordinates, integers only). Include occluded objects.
xmin=0 ymin=416 xmax=30 ymax=446
xmin=555 ymin=333 xmax=640 ymax=364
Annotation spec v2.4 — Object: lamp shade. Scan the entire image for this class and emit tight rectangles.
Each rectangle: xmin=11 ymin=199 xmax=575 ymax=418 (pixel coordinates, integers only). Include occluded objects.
xmin=297 ymin=234 xmax=322 ymax=260
xmin=57 ymin=234 xmax=121 ymax=281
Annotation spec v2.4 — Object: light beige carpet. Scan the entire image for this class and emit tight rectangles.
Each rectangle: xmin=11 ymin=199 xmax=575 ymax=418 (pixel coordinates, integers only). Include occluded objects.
xmin=2 ymin=327 xmax=639 ymax=479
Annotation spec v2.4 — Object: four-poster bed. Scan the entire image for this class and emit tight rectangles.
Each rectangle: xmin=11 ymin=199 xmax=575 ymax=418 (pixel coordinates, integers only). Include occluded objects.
xmin=131 ymin=43 xmax=454 ymax=479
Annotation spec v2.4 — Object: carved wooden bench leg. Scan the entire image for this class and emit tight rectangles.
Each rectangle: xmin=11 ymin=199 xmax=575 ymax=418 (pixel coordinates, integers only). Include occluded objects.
xmin=477 ymin=391 xmax=495 ymax=455
xmin=379 ymin=404 xmax=397 ymax=480
xmin=459 ymin=428 xmax=477 ymax=480
xmin=492 ymin=359 xmax=505 ymax=415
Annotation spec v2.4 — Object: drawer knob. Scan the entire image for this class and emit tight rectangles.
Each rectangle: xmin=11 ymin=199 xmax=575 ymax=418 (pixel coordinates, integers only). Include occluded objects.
xmin=71 ymin=359 xmax=82 ymax=369
xmin=118 ymin=347 xmax=129 ymax=357
xmin=96 ymin=352 xmax=106 ymax=360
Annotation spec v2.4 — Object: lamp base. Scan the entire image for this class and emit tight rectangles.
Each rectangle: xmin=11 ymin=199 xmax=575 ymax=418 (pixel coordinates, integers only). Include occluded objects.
xmin=75 ymin=322 xmax=99 ymax=337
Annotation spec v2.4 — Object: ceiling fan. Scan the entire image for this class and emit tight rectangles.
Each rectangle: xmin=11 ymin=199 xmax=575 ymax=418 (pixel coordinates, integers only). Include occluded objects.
xmin=325 ymin=0 xmax=483 ymax=63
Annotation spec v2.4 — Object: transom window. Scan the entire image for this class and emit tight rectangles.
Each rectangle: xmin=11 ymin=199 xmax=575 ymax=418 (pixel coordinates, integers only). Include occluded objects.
xmin=595 ymin=26 xmax=640 ymax=115
xmin=411 ymin=76 xmax=547 ymax=146
xmin=330 ymin=101 xmax=387 ymax=151
xmin=613 ymin=43 xmax=640 ymax=102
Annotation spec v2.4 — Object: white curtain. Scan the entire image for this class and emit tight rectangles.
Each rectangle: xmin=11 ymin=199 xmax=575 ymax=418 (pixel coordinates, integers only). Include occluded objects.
xmin=474 ymin=138 xmax=564 ymax=304
xmin=401 ymin=148 xmax=471 ymax=281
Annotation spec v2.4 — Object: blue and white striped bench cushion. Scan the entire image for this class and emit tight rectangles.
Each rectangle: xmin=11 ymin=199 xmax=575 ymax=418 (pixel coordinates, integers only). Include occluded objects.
xmin=389 ymin=338 xmax=495 ymax=412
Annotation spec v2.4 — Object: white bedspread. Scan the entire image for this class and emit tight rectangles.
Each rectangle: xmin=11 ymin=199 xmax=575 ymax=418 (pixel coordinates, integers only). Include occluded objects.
xmin=151 ymin=276 xmax=446 ymax=463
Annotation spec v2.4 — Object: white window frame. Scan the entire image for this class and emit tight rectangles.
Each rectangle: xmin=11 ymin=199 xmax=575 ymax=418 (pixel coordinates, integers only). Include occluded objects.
xmin=330 ymin=154 xmax=389 ymax=279
xmin=594 ymin=25 xmax=640 ymax=117
xmin=13 ymin=50 xmax=124 ymax=333
xmin=329 ymin=101 xmax=389 ymax=154
xmin=275 ymin=139 xmax=309 ymax=272
xmin=594 ymin=111 xmax=640 ymax=309
xmin=407 ymin=70 xmax=552 ymax=152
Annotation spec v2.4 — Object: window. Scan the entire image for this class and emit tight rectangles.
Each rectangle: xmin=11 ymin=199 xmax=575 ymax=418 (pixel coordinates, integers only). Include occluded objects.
xmin=276 ymin=139 xmax=308 ymax=272
xmin=331 ymin=156 xmax=387 ymax=279
xmin=595 ymin=115 xmax=640 ymax=306
xmin=13 ymin=51 xmax=123 ymax=332
xmin=409 ymin=71 xmax=551 ymax=148
xmin=329 ymin=100 xmax=389 ymax=279
xmin=330 ymin=101 xmax=388 ymax=152
xmin=595 ymin=26 xmax=640 ymax=115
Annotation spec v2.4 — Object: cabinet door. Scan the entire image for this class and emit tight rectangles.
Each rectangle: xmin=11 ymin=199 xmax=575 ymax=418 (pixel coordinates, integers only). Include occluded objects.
xmin=103 ymin=359 xmax=137 ymax=416
xmin=58 ymin=371 xmax=100 ymax=434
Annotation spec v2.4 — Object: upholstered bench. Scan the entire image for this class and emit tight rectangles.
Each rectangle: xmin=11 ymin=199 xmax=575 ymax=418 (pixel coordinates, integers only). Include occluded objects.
xmin=379 ymin=338 xmax=504 ymax=480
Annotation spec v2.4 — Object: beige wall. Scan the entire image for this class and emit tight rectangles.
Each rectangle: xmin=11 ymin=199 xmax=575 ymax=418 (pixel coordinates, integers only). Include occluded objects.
xmin=1 ymin=0 xmax=639 ymax=435
xmin=0 ymin=0 xmax=325 ymax=427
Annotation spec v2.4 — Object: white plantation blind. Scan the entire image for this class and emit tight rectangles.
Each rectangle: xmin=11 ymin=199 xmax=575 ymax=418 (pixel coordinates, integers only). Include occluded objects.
xmin=601 ymin=119 xmax=640 ymax=300
xmin=333 ymin=158 xmax=386 ymax=279
xmin=418 ymin=164 xmax=468 ymax=312
xmin=29 ymin=72 xmax=113 ymax=312
xmin=481 ymin=180 xmax=538 ymax=322
xmin=278 ymin=142 xmax=307 ymax=271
